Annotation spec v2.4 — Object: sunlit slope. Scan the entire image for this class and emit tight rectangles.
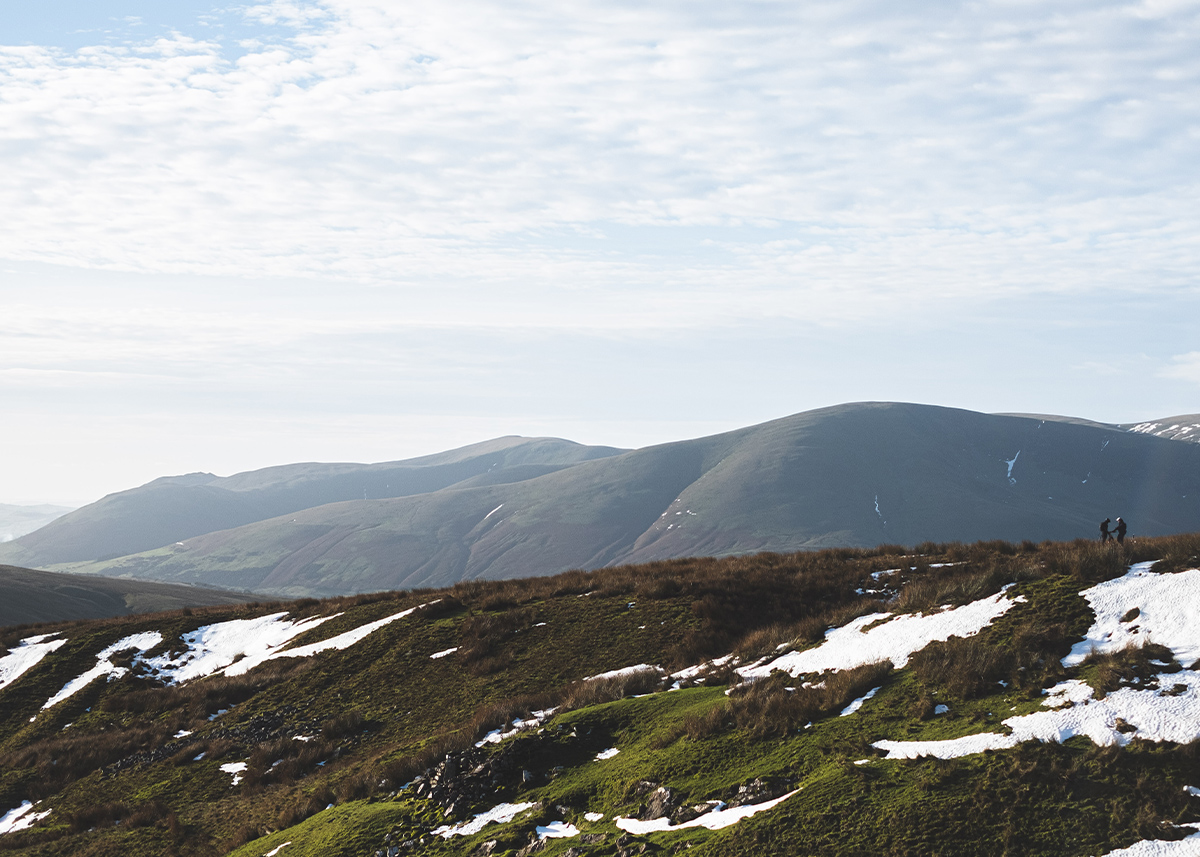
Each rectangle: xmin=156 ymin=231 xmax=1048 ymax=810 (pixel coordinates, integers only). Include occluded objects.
xmin=0 ymin=565 xmax=256 ymax=627
xmin=51 ymin=403 xmax=1200 ymax=598
xmin=0 ymin=437 xmax=625 ymax=569
xmin=4 ymin=536 xmax=1200 ymax=857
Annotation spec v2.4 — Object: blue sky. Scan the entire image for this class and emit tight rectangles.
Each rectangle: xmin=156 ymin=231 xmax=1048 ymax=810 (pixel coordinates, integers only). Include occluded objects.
xmin=2 ymin=0 xmax=1199 ymax=504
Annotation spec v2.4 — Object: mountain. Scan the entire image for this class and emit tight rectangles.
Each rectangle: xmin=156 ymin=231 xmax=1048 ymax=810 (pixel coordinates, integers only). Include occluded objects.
xmin=1123 ymin=414 xmax=1200 ymax=444
xmin=0 ymin=505 xmax=73 ymax=544
xmin=0 ymin=565 xmax=258 ymax=628
xmin=19 ymin=402 xmax=1200 ymax=598
xmin=0 ymin=535 xmax=1199 ymax=857
xmin=0 ymin=436 xmax=625 ymax=569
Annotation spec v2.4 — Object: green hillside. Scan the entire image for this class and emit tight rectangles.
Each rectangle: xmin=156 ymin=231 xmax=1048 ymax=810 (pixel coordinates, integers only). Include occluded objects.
xmin=34 ymin=403 xmax=1200 ymax=598
xmin=1 ymin=534 xmax=1200 ymax=856
xmin=0 ymin=437 xmax=625 ymax=569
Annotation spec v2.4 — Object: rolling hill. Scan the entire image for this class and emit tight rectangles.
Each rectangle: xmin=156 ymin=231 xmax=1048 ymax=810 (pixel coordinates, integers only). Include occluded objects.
xmin=0 ymin=436 xmax=625 ymax=570
xmin=14 ymin=403 xmax=1200 ymax=598
xmin=0 ymin=565 xmax=258 ymax=628
xmin=1 ymin=535 xmax=1199 ymax=857
xmin=0 ymin=505 xmax=73 ymax=544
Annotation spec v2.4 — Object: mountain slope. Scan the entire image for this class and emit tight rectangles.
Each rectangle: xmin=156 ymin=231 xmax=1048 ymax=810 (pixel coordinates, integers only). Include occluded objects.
xmin=0 ymin=505 xmax=74 ymax=544
xmin=0 ymin=437 xmax=625 ymax=569
xmin=0 ymin=565 xmax=257 ymax=628
xmin=44 ymin=403 xmax=1200 ymax=598
xmin=1124 ymin=413 xmax=1200 ymax=444
xmin=1 ymin=535 xmax=1199 ymax=857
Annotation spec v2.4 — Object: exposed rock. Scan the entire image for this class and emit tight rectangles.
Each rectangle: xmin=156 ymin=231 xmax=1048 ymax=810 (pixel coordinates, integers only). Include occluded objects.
xmin=640 ymin=786 xmax=679 ymax=821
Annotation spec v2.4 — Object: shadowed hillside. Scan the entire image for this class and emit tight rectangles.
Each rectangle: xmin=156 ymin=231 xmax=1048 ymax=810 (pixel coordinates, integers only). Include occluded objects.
xmin=0 ymin=565 xmax=257 ymax=627
xmin=29 ymin=403 xmax=1200 ymax=598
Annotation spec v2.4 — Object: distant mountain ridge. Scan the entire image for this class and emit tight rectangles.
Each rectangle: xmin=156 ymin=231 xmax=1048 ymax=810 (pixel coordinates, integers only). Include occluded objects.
xmin=6 ymin=402 xmax=1200 ymax=598
xmin=0 ymin=436 xmax=625 ymax=568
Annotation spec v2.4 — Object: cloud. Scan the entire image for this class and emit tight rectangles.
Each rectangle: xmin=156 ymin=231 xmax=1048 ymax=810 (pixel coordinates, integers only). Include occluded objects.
xmin=0 ymin=0 xmax=1198 ymax=319
xmin=1160 ymin=352 xmax=1200 ymax=384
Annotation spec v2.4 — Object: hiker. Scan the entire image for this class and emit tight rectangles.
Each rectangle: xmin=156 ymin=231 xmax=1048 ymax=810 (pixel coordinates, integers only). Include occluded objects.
xmin=1100 ymin=518 xmax=1112 ymax=543
xmin=1115 ymin=517 xmax=1127 ymax=544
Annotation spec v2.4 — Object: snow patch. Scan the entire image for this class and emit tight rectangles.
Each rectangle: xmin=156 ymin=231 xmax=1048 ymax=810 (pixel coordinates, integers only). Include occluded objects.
xmin=141 ymin=601 xmax=433 ymax=684
xmin=42 ymin=631 xmax=163 ymax=710
xmin=263 ymin=841 xmax=292 ymax=856
xmin=433 ymin=802 xmax=535 ymax=838
xmin=741 ymin=588 xmax=1023 ymax=678
xmin=0 ymin=634 xmax=67 ymax=692
xmin=1004 ymin=450 xmax=1020 ymax=484
xmin=840 ymin=686 xmax=880 ymax=716
xmin=0 ymin=802 xmax=51 ymax=834
xmin=1062 ymin=564 xmax=1200 ymax=667
xmin=1095 ymin=825 xmax=1200 ymax=856
xmin=615 ymin=790 xmax=799 ymax=834
xmin=430 ymin=647 xmax=458 ymax=659
xmin=475 ymin=709 xmax=557 ymax=747
xmin=584 ymin=664 xmax=661 ymax=682
xmin=595 ymin=747 xmax=620 ymax=760
xmin=536 ymin=821 xmax=580 ymax=839
xmin=584 ymin=812 xmax=604 ymax=822
xmin=221 ymin=762 xmax=248 ymax=786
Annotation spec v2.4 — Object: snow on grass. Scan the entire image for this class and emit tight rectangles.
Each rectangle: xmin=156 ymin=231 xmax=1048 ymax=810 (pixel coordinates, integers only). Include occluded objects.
xmin=432 ymin=802 xmax=535 ymax=838
xmin=585 ymin=664 xmax=661 ymax=681
xmin=615 ymin=791 xmax=799 ymax=835
xmin=430 ymin=647 xmax=458 ymax=659
xmin=874 ymin=563 xmax=1200 ymax=760
xmin=584 ymin=812 xmax=604 ymax=822
xmin=840 ymin=686 xmax=881 ymax=716
xmin=41 ymin=631 xmax=163 ymax=711
xmin=263 ymin=842 xmax=292 ymax=856
xmin=252 ymin=603 xmax=435 ymax=671
xmin=876 ymin=672 xmax=1200 ymax=760
xmin=221 ymin=762 xmax=248 ymax=786
xmin=0 ymin=802 xmax=50 ymax=835
xmin=1095 ymin=825 xmax=1200 ymax=856
xmin=741 ymin=589 xmax=1024 ymax=679
xmin=1062 ymin=563 xmax=1200 ymax=667
xmin=474 ymin=709 xmax=557 ymax=747
xmin=1043 ymin=679 xmax=1094 ymax=708
xmin=140 ymin=602 xmax=433 ymax=684
xmin=536 ymin=821 xmax=581 ymax=839
xmin=0 ymin=634 xmax=67 ymax=692
xmin=140 ymin=613 xmax=337 ymax=683
xmin=595 ymin=747 xmax=620 ymax=760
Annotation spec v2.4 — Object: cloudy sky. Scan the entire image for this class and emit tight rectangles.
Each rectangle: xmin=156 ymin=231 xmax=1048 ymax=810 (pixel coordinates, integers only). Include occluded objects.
xmin=3 ymin=0 xmax=1199 ymax=505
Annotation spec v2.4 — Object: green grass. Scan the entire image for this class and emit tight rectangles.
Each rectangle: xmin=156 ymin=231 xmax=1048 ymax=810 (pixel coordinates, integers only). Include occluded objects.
xmin=2 ymin=535 xmax=1200 ymax=856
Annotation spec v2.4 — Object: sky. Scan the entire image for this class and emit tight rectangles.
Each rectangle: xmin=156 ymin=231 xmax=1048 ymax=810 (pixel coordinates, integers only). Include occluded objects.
xmin=2 ymin=0 xmax=1199 ymax=506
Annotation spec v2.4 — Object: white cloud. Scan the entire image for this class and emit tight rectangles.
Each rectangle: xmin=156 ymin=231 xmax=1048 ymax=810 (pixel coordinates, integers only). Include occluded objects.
xmin=0 ymin=0 xmax=1198 ymax=313
xmin=1160 ymin=352 xmax=1200 ymax=384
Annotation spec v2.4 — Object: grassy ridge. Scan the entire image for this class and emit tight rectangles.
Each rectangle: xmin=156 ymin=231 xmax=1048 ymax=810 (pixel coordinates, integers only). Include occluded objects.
xmin=0 ymin=534 xmax=1198 ymax=856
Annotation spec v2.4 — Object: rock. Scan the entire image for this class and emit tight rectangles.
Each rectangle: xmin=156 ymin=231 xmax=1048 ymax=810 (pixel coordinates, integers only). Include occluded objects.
xmin=640 ymin=786 xmax=679 ymax=821
xmin=581 ymin=833 xmax=606 ymax=844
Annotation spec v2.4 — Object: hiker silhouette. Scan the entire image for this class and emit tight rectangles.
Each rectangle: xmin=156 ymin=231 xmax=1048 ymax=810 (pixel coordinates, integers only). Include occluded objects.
xmin=1100 ymin=518 xmax=1112 ymax=543
xmin=1114 ymin=517 xmax=1127 ymax=544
